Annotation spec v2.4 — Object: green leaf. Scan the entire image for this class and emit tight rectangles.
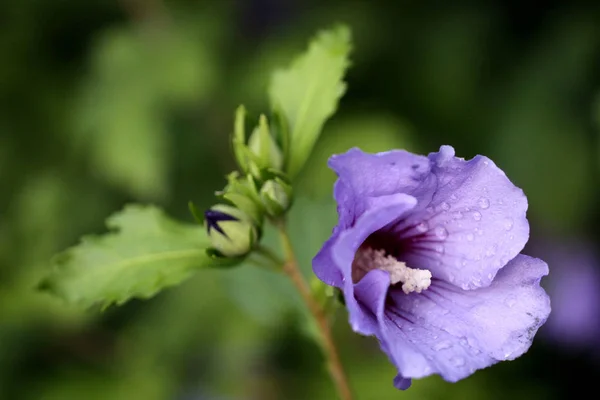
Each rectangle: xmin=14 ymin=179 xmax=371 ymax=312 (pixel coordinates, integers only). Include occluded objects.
xmin=39 ymin=204 xmax=236 ymax=309
xmin=268 ymin=25 xmax=352 ymax=178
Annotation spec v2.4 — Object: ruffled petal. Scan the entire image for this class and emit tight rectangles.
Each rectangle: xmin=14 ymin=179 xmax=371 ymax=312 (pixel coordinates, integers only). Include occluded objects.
xmin=354 ymin=269 xmax=413 ymax=390
xmin=376 ymin=254 xmax=550 ymax=382
xmin=328 ymin=148 xmax=436 ymax=226
xmin=390 ymin=145 xmax=529 ymax=290
xmin=313 ymin=193 xmax=418 ymax=333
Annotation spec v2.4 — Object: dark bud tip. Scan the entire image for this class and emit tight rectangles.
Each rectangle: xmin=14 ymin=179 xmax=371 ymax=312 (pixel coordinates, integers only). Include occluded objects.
xmin=204 ymin=209 xmax=239 ymax=237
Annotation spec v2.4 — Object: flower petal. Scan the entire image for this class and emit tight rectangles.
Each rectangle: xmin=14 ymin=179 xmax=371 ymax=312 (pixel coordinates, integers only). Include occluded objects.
xmin=313 ymin=192 xmax=418 ymax=331
xmin=353 ymin=269 xmax=413 ymax=390
xmin=376 ymin=254 xmax=550 ymax=382
xmin=328 ymin=148 xmax=436 ymax=226
xmin=392 ymin=145 xmax=529 ymax=289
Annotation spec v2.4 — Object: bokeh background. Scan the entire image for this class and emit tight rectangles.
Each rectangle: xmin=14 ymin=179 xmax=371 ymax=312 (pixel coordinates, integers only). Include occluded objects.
xmin=1 ymin=0 xmax=600 ymax=399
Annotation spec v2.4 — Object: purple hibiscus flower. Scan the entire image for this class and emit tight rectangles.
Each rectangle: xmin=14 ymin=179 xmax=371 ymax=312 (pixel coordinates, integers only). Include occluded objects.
xmin=313 ymin=145 xmax=551 ymax=389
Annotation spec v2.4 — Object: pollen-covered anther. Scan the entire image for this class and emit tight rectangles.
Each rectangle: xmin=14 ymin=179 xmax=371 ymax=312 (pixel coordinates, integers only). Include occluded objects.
xmin=353 ymin=247 xmax=432 ymax=294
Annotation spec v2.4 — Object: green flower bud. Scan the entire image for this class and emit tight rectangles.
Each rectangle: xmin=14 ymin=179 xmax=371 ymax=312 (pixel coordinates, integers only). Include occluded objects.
xmin=259 ymin=179 xmax=292 ymax=217
xmin=232 ymin=105 xmax=284 ymax=180
xmin=204 ymin=204 xmax=257 ymax=257
xmin=248 ymin=114 xmax=284 ymax=171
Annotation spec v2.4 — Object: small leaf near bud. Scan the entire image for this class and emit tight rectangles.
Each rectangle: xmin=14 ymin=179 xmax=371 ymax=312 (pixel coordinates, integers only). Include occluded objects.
xmin=219 ymin=172 xmax=265 ymax=225
xmin=204 ymin=204 xmax=257 ymax=257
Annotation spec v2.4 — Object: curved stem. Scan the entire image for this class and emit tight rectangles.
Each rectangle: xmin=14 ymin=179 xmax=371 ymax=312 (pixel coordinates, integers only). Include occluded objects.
xmin=276 ymin=221 xmax=353 ymax=400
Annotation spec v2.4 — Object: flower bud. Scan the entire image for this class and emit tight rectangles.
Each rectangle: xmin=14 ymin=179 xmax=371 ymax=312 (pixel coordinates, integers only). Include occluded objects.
xmin=204 ymin=204 xmax=257 ymax=257
xmin=232 ymin=107 xmax=284 ymax=181
xmin=259 ymin=179 xmax=292 ymax=217
xmin=248 ymin=114 xmax=284 ymax=172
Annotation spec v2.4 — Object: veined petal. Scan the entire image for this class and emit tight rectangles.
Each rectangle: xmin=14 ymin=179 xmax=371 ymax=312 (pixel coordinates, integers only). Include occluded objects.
xmin=313 ymin=193 xmax=418 ymax=332
xmin=377 ymin=255 xmax=550 ymax=382
xmin=391 ymin=146 xmax=529 ymax=289
xmin=328 ymin=148 xmax=435 ymax=225
xmin=353 ymin=269 xmax=413 ymax=390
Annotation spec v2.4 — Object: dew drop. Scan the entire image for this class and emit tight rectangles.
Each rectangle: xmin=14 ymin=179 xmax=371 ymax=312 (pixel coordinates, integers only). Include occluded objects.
xmin=472 ymin=211 xmax=482 ymax=221
xmin=450 ymin=194 xmax=458 ymax=201
xmin=459 ymin=337 xmax=468 ymax=346
xmin=478 ymin=197 xmax=490 ymax=209
xmin=434 ymin=244 xmax=445 ymax=254
xmin=441 ymin=202 xmax=451 ymax=211
xmin=487 ymin=272 xmax=493 ymax=280
xmin=416 ymin=222 xmax=429 ymax=233
xmin=505 ymin=295 xmax=517 ymax=308
xmin=452 ymin=211 xmax=463 ymax=220
xmin=483 ymin=160 xmax=489 ymax=166
xmin=432 ymin=341 xmax=452 ymax=351
xmin=485 ymin=247 xmax=495 ymax=257
xmin=504 ymin=218 xmax=514 ymax=231
xmin=434 ymin=226 xmax=449 ymax=239
xmin=450 ymin=357 xmax=466 ymax=367
xmin=466 ymin=233 xmax=474 ymax=242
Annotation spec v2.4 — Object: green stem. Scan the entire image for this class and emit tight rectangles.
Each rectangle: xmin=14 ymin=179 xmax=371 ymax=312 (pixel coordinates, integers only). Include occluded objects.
xmin=252 ymin=244 xmax=284 ymax=270
xmin=275 ymin=220 xmax=353 ymax=400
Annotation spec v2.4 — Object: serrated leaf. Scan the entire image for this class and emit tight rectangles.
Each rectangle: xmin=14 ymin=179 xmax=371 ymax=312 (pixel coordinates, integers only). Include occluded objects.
xmin=39 ymin=204 xmax=237 ymax=308
xmin=268 ymin=25 xmax=352 ymax=178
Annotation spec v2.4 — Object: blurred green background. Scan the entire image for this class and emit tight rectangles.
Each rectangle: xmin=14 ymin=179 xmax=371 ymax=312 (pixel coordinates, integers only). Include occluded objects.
xmin=1 ymin=0 xmax=599 ymax=399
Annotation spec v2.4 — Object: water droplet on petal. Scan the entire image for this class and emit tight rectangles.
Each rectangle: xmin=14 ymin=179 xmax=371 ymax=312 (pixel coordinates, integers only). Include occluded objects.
xmin=441 ymin=202 xmax=451 ymax=211
xmin=452 ymin=211 xmax=463 ymax=219
xmin=432 ymin=341 xmax=453 ymax=351
xmin=485 ymin=247 xmax=495 ymax=257
xmin=434 ymin=244 xmax=445 ymax=254
xmin=450 ymin=194 xmax=458 ymax=201
xmin=478 ymin=197 xmax=490 ymax=209
xmin=504 ymin=218 xmax=514 ymax=231
xmin=434 ymin=226 xmax=448 ymax=239
xmin=487 ymin=272 xmax=493 ymax=280
xmin=450 ymin=357 xmax=466 ymax=367
xmin=472 ymin=211 xmax=482 ymax=221
xmin=459 ymin=337 xmax=468 ymax=346
xmin=416 ymin=222 xmax=429 ymax=233
xmin=504 ymin=295 xmax=517 ymax=308
xmin=466 ymin=233 xmax=474 ymax=241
